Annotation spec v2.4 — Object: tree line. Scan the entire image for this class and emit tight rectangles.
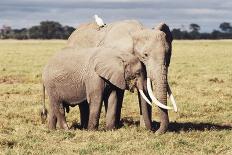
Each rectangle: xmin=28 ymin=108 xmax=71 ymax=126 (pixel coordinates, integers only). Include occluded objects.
xmin=172 ymin=22 xmax=232 ymax=39
xmin=0 ymin=21 xmax=75 ymax=39
xmin=1 ymin=21 xmax=232 ymax=40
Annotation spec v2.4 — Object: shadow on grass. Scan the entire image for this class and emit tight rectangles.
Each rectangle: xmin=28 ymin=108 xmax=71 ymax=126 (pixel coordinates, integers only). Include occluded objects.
xmin=167 ymin=122 xmax=232 ymax=132
xmin=69 ymin=118 xmax=232 ymax=132
xmin=69 ymin=122 xmax=83 ymax=130
xmin=121 ymin=117 xmax=232 ymax=132
xmin=121 ymin=117 xmax=140 ymax=127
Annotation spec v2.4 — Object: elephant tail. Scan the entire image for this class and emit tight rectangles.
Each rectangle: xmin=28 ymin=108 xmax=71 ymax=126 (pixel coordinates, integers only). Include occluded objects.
xmin=40 ymin=84 xmax=48 ymax=124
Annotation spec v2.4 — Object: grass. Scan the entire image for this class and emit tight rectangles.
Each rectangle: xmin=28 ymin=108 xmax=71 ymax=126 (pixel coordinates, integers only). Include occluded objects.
xmin=0 ymin=40 xmax=232 ymax=154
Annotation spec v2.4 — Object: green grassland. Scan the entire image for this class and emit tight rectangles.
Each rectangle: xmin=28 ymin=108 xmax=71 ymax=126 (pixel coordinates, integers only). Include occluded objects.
xmin=0 ymin=40 xmax=231 ymax=154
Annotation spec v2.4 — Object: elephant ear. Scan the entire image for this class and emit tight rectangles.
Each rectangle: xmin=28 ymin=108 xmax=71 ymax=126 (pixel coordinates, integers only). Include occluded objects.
xmin=93 ymin=51 xmax=126 ymax=90
xmin=154 ymin=22 xmax=173 ymax=43
xmin=154 ymin=23 xmax=173 ymax=66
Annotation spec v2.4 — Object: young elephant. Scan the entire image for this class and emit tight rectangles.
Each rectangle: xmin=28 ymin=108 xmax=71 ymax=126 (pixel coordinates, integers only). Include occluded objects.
xmin=41 ymin=47 xmax=150 ymax=130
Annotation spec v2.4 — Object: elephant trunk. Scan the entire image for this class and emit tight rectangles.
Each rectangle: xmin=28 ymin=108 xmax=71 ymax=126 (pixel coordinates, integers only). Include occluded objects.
xmin=153 ymin=65 xmax=169 ymax=134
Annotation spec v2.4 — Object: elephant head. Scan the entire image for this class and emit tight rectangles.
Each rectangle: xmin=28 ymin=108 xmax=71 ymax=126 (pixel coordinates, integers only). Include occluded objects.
xmin=92 ymin=49 xmax=147 ymax=95
xmin=131 ymin=24 xmax=177 ymax=133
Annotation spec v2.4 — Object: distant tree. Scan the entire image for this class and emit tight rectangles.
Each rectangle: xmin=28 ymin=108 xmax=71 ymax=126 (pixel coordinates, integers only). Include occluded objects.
xmin=13 ymin=28 xmax=29 ymax=39
xmin=199 ymin=32 xmax=212 ymax=39
xmin=189 ymin=23 xmax=200 ymax=32
xmin=183 ymin=31 xmax=192 ymax=39
xmin=189 ymin=23 xmax=201 ymax=39
xmin=211 ymin=30 xmax=222 ymax=39
xmin=28 ymin=26 xmax=42 ymax=39
xmin=0 ymin=21 xmax=75 ymax=40
xmin=172 ymin=28 xmax=183 ymax=39
xmin=27 ymin=21 xmax=75 ymax=39
xmin=219 ymin=22 xmax=232 ymax=33
xmin=62 ymin=25 xmax=75 ymax=39
xmin=39 ymin=21 xmax=63 ymax=39
xmin=0 ymin=25 xmax=12 ymax=39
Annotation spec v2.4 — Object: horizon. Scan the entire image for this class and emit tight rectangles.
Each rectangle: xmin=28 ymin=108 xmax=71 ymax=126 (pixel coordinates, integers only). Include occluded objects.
xmin=0 ymin=0 xmax=232 ymax=32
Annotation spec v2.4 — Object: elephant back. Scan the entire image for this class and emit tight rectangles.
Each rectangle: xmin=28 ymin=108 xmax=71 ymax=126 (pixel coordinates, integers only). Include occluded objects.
xmin=67 ymin=22 xmax=107 ymax=48
xmin=102 ymin=20 xmax=143 ymax=45
xmin=101 ymin=20 xmax=144 ymax=52
xmin=67 ymin=20 xmax=144 ymax=51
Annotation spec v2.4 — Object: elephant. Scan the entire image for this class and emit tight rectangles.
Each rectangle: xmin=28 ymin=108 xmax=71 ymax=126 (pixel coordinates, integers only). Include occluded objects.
xmin=66 ymin=20 xmax=177 ymax=134
xmin=41 ymin=46 xmax=152 ymax=130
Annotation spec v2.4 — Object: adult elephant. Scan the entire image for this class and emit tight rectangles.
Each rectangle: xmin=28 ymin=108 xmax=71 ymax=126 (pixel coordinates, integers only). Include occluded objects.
xmin=67 ymin=20 xmax=177 ymax=134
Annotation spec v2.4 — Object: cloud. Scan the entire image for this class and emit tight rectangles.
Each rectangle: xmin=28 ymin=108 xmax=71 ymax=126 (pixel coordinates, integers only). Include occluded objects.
xmin=0 ymin=0 xmax=232 ymax=32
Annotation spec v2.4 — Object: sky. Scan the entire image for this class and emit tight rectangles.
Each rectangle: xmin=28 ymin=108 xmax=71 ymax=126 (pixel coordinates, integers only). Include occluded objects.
xmin=0 ymin=0 xmax=231 ymax=32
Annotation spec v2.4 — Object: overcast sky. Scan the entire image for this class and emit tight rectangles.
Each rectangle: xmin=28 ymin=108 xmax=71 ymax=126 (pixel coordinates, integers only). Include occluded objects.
xmin=0 ymin=0 xmax=231 ymax=32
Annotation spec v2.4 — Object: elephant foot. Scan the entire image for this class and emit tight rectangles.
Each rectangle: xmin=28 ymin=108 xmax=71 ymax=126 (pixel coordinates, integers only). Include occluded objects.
xmin=48 ymin=124 xmax=56 ymax=130
xmin=57 ymin=115 xmax=69 ymax=130
xmin=87 ymin=123 xmax=98 ymax=131
xmin=106 ymin=117 xmax=117 ymax=130
xmin=105 ymin=128 xmax=116 ymax=131
xmin=87 ymin=127 xmax=98 ymax=131
xmin=60 ymin=123 xmax=69 ymax=130
xmin=48 ymin=114 xmax=57 ymax=130
xmin=106 ymin=124 xmax=116 ymax=130
xmin=155 ymin=129 xmax=167 ymax=135
xmin=81 ymin=124 xmax=88 ymax=130
xmin=155 ymin=123 xmax=169 ymax=135
xmin=115 ymin=121 xmax=123 ymax=129
xmin=139 ymin=115 xmax=152 ymax=130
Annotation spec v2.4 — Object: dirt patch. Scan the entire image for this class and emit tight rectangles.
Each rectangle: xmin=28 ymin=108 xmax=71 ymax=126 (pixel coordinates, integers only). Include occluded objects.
xmin=0 ymin=139 xmax=17 ymax=148
xmin=208 ymin=77 xmax=224 ymax=83
xmin=0 ymin=75 xmax=25 ymax=84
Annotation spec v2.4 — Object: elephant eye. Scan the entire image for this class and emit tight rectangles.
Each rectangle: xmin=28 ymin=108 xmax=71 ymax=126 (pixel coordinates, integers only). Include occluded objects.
xmin=144 ymin=53 xmax=148 ymax=57
xmin=135 ymin=71 xmax=141 ymax=76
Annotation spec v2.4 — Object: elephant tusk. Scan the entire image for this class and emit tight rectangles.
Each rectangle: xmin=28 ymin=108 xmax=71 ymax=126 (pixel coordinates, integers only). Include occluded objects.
xmin=147 ymin=78 xmax=173 ymax=110
xmin=138 ymin=89 xmax=152 ymax=106
xmin=167 ymin=84 xmax=178 ymax=112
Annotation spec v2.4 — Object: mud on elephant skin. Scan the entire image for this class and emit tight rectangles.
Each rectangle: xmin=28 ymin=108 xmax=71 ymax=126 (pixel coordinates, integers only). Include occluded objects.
xmin=41 ymin=46 xmax=150 ymax=130
xmin=67 ymin=20 xmax=177 ymax=134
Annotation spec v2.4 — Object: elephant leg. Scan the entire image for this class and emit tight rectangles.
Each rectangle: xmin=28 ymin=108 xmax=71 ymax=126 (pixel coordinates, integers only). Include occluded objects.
xmin=49 ymin=98 xmax=68 ymax=130
xmin=115 ymin=90 xmax=124 ymax=128
xmin=88 ymin=100 xmax=103 ymax=130
xmin=88 ymin=89 xmax=103 ymax=130
xmin=48 ymin=99 xmax=57 ymax=129
xmin=86 ymin=80 xmax=104 ymax=130
xmin=137 ymin=89 xmax=152 ymax=130
xmin=103 ymin=87 xmax=123 ymax=128
xmin=79 ymin=101 xmax=89 ymax=129
xmin=57 ymin=103 xmax=69 ymax=130
xmin=105 ymin=90 xmax=118 ymax=130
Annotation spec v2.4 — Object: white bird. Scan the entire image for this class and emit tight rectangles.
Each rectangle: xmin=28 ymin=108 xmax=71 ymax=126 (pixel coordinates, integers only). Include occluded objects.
xmin=94 ymin=14 xmax=105 ymax=27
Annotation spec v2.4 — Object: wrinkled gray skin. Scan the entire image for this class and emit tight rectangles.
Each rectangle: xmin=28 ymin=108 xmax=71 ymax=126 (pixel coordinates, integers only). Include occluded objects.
xmin=42 ymin=47 xmax=146 ymax=130
xmin=67 ymin=20 xmax=173 ymax=134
